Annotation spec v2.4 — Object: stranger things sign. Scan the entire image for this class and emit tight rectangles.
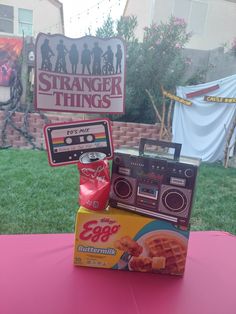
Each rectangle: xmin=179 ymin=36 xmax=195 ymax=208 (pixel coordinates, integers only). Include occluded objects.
xmin=35 ymin=33 xmax=126 ymax=114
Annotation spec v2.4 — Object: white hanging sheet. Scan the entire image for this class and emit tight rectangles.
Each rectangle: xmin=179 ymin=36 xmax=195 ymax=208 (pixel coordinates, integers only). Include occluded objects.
xmin=172 ymin=74 xmax=236 ymax=162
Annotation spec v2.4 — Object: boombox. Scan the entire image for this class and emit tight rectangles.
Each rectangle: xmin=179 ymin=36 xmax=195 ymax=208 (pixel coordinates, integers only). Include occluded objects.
xmin=109 ymin=139 xmax=201 ymax=227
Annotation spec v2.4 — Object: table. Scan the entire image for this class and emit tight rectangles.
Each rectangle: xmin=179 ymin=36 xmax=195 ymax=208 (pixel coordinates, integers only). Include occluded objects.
xmin=0 ymin=231 xmax=235 ymax=314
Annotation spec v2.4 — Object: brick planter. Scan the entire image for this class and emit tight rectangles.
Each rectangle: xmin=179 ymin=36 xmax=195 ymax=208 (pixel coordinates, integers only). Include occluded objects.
xmin=0 ymin=111 xmax=161 ymax=149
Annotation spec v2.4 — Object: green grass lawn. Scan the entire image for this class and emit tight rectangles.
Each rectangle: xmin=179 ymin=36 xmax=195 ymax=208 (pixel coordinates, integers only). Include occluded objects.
xmin=0 ymin=149 xmax=235 ymax=235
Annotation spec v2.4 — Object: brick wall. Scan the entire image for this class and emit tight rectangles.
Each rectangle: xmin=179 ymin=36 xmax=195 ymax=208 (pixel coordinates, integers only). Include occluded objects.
xmin=0 ymin=111 xmax=161 ymax=149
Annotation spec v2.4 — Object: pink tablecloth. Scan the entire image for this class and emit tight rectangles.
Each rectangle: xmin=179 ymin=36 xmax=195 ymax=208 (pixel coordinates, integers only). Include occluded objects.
xmin=0 ymin=231 xmax=235 ymax=314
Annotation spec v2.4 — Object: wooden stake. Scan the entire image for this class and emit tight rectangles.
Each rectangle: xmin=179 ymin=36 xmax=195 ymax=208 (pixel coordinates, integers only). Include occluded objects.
xmin=224 ymin=114 xmax=236 ymax=168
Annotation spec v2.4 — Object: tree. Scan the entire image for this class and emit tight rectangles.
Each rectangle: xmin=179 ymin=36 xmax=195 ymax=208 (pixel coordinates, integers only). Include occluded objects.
xmin=139 ymin=17 xmax=192 ymax=136
xmin=96 ymin=15 xmax=115 ymax=38
xmin=95 ymin=16 xmax=193 ymax=126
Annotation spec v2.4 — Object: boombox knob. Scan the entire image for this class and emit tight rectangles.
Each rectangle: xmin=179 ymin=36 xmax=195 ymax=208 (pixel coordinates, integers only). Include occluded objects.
xmin=114 ymin=156 xmax=121 ymax=164
xmin=185 ymin=168 xmax=193 ymax=178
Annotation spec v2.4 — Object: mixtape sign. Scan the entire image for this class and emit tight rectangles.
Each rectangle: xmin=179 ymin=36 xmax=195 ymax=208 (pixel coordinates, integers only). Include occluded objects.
xmin=35 ymin=33 xmax=126 ymax=114
xmin=44 ymin=118 xmax=113 ymax=166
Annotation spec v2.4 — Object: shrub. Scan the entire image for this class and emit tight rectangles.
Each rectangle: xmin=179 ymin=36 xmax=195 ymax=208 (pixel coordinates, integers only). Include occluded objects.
xmin=96 ymin=16 xmax=192 ymax=124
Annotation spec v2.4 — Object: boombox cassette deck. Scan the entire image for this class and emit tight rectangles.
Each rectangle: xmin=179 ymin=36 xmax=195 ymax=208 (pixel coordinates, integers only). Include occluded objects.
xmin=109 ymin=139 xmax=201 ymax=227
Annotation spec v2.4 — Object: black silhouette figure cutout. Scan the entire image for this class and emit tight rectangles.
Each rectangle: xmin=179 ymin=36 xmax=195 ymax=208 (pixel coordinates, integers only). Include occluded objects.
xmin=92 ymin=42 xmax=103 ymax=75
xmin=69 ymin=44 xmax=79 ymax=74
xmin=81 ymin=43 xmax=91 ymax=75
xmin=55 ymin=39 xmax=68 ymax=73
xmin=102 ymin=45 xmax=114 ymax=75
xmin=115 ymin=44 xmax=122 ymax=74
xmin=41 ymin=39 xmax=54 ymax=71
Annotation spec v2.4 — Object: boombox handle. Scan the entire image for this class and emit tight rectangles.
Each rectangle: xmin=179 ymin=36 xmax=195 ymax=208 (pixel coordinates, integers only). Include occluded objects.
xmin=139 ymin=138 xmax=182 ymax=161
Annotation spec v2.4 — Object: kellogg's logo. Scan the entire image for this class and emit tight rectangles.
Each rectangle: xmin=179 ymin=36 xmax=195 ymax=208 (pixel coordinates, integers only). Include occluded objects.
xmin=79 ymin=219 xmax=120 ymax=242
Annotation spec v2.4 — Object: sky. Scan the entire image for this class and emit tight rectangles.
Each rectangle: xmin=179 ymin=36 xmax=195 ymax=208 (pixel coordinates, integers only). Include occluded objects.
xmin=60 ymin=0 xmax=127 ymax=38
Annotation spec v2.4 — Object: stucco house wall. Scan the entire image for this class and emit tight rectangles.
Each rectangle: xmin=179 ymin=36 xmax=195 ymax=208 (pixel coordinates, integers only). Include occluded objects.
xmin=124 ymin=0 xmax=236 ymax=50
xmin=0 ymin=0 xmax=64 ymax=37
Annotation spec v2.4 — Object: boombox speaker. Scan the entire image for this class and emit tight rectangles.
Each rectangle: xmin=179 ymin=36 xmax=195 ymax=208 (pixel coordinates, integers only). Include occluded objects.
xmin=109 ymin=138 xmax=201 ymax=227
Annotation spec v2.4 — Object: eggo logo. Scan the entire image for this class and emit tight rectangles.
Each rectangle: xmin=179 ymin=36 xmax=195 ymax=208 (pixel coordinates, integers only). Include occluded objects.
xmin=79 ymin=220 xmax=120 ymax=242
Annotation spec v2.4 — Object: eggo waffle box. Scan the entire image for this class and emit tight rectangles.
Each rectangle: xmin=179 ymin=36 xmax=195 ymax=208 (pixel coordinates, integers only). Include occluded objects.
xmin=74 ymin=206 xmax=190 ymax=276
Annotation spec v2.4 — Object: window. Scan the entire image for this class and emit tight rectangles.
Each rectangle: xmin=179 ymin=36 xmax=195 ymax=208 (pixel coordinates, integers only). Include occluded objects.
xmin=173 ymin=0 xmax=191 ymax=22
xmin=173 ymin=0 xmax=208 ymax=35
xmin=189 ymin=1 xmax=208 ymax=35
xmin=18 ymin=9 xmax=33 ymax=36
xmin=0 ymin=4 xmax=14 ymax=33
